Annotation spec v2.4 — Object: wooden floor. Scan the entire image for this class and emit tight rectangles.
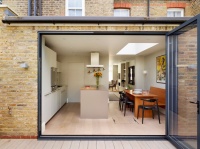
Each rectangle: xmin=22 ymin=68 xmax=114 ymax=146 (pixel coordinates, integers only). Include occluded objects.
xmin=0 ymin=139 xmax=177 ymax=149
xmin=43 ymin=101 xmax=165 ymax=135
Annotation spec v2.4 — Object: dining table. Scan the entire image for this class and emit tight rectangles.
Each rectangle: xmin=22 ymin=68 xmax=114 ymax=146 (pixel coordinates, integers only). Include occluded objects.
xmin=124 ymin=90 xmax=158 ymax=118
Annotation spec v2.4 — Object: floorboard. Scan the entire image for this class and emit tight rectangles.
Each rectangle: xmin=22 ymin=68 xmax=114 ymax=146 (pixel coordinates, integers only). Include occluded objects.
xmin=105 ymin=141 xmax=114 ymax=149
xmin=43 ymin=102 xmax=165 ymax=135
xmin=61 ymin=141 xmax=72 ymax=149
xmin=0 ymin=139 xmax=178 ymax=149
xmin=52 ymin=141 xmax=64 ymax=149
xmin=33 ymin=140 xmax=47 ymax=149
xmin=88 ymin=141 xmax=97 ymax=149
xmin=97 ymin=141 xmax=105 ymax=149
xmin=121 ymin=141 xmax=132 ymax=149
xmin=129 ymin=140 xmax=142 ymax=149
xmin=70 ymin=141 xmax=80 ymax=149
xmin=137 ymin=141 xmax=151 ymax=149
xmin=79 ymin=141 xmax=88 ymax=149
xmin=15 ymin=139 xmax=32 ymax=149
xmin=6 ymin=139 xmax=24 ymax=149
xmin=113 ymin=141 xmax=124 ymax=149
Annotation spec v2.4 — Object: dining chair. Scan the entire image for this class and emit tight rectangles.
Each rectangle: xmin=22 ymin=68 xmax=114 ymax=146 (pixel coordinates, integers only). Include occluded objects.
xmin=109 ymin=80 xmax=117 ymax=91
xmin=122 ymin=96 xmax=134 ymax=116
xmin=118 ymin=91 xmax=125 ymax=110
xmin=137 ymin=98 xmax=161 ymax=124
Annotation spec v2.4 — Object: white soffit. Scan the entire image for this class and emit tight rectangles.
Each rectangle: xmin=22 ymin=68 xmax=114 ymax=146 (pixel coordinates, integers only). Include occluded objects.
xmin=116 ymin=43 xmax=158 ymax=55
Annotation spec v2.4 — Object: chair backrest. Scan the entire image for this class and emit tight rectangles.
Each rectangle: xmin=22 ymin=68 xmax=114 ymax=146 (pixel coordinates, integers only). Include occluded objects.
xmin=141 ymin=98 xmax=158 ymax=105
xmin=119 ymin=92 xmax=126 ymax=100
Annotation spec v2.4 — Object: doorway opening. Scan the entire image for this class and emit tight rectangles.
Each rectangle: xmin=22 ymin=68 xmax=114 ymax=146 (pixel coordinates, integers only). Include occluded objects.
xmin=39 ymin=32 xmax=167 ymax=137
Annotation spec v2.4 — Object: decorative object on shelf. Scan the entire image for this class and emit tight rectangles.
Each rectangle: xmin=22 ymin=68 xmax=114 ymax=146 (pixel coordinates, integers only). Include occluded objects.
xmin=156 ymin=55 xmax=166 ymax=83
xmin=87 ymin=67 xmax=105 ymax=73
xmin=94 ymin=71 xmax=102 ymax=89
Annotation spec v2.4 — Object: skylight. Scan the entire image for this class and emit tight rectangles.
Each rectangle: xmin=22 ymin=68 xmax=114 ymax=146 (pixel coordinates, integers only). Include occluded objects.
xmin=117 ymin=43 xmax=158 ymax=55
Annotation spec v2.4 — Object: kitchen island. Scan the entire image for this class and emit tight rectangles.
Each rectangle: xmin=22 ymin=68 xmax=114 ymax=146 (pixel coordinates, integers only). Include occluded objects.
xmin=80 ymin=85 xmax=109 ymax=119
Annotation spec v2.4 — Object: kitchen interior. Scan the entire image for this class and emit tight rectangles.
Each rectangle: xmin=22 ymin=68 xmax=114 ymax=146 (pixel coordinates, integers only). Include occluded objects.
xmin=41 ymin=34 xmax=166 ymax=135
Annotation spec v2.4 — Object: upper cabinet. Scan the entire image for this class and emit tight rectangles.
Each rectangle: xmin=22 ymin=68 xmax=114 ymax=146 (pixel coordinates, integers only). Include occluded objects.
xmin=42 ymin=46 xmax=57 ymax=95
xmin=47 ymin=47 xmax=57 ymax=68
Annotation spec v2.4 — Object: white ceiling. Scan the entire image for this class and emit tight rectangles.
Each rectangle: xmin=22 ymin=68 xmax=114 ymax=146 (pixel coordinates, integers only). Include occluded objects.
xmin=44 ymin=35 xmax=165 ymax=64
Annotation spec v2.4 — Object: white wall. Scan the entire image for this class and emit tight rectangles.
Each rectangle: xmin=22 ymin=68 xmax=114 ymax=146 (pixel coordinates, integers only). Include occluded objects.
xmin=135 ymin=56 xmax=145 ymax=89
xmin=113 ymin=65 xmax=118 ymax=81
xmin=144 ymin=50 xmax=165 ymax=89
xmin=59 ymin=55 xmax=109 ymax=90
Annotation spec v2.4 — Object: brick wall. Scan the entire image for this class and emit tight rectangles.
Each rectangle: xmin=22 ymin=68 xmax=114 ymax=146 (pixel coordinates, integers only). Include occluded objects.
xmin=3 ymin=0 xmax=192 ymax=17
xmin=0 ymin=5 xmax=181 ymax=137
xmin=41 ymin=0 xmax=65 ymax=16
xmin=85 ymin=0 xmax=114 ymax=16
xmin=190 ymin=0 xmax=200 ymax=16
xmin=178 ymin=27 xmax=197 ymax=136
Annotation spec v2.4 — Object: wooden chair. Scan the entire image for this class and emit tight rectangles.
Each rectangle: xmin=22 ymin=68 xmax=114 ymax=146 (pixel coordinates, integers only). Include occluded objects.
xmin=109 ymin=80 xmax=117 ymax=91
xmin=137 ymin=98 xmax=161 ymax=124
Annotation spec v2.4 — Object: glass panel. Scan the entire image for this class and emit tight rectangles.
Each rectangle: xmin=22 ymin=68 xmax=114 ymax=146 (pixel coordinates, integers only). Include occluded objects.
xmin=69 ymin=9 xmax=75 ymax=16
xmin=68 ymin=0 xmax=82 ymax=7
xmin=168 ymin=21 xmax=197 ymax=149
xmin=114 ymin=9 xmax=129 ymax=17
xmin=114 ymin=9 xmax=120 ymax=16
xmin=68 ymin=0 xmax=75 ymax=7
xmin=174 ymin=11 xmax=181 ymax=17
xmin=167 ymin=11 xmax=174 ymax=17
xmin=76 ymin=9 xmax=82 ymax=16
xmin=76 ymin=0 xmax=82 ymax=7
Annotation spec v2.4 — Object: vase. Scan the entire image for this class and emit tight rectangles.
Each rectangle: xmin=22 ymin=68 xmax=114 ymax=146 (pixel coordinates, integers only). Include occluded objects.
xmin=96 ymin=77 xmax=99 ymax=89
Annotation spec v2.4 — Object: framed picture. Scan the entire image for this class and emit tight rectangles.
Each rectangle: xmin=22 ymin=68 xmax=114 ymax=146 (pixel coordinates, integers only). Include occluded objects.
xmin=156 ymin=55 xmax=166 ymax=83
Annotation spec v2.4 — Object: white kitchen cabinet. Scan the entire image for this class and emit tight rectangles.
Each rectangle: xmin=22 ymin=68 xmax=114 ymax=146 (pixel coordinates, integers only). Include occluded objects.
xmin=42 ymin=95 xmax=47 ymax=123
xmin=42 ymin=46 xmax=57 ymax=96
xmin=42 ymin=87 xmax=67 ymax=125
xmin=46 ymin=46 xmax=57 ymax=68
xmin=42 ymin=93 xmax=52 ymax=123
xmin=61 ymin=88 xmax=67 ymax=107
xmin=57 ymin=61 xmax=62 ymax=72
xmin=57 ymin=88 xmax=61 ymax=109
xmin=51 ymin=91 xmax=58 ymax=116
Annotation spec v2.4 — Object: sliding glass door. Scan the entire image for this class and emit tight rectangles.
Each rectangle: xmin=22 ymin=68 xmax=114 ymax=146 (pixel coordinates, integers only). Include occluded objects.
xmin=166 ymin=14 xmax=200 ymax=149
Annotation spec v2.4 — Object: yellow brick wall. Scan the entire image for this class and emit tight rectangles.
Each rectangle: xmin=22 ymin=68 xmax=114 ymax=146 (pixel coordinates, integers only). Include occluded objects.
xmin=2 ymin=0 xmax=192 ymax=17
xmin=190 ymin=0 xmax=200 ymax=16
xmin=0 ymin=6 xmax=179 ymax=137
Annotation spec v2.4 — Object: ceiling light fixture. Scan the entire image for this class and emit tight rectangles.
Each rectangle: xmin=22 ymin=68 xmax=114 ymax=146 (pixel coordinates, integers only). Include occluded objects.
xmin=117 ymin=43 xmax=158 ymax=55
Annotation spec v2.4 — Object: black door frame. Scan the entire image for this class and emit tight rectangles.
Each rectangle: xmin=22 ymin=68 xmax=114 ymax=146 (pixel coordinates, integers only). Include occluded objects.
xmin=37 ymin=30 xmax=189 ymax=148
xmin=166 ymin=14 xmax=200 ymax=149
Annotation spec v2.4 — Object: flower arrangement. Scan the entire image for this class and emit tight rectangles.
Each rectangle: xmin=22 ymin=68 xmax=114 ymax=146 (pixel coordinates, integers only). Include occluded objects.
xmin=94 ymin=71 xmax=102 ymax=89
xmin=94 ymin=71 xmax=102 ymax=78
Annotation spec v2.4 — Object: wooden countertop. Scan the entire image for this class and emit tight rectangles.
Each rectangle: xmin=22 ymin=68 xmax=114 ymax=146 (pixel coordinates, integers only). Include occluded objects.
xmin=81 ymin=85 xmax=108 ymax=91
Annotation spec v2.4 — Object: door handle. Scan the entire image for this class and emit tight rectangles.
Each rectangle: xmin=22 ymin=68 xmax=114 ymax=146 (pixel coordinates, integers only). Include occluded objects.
xmin=189 ymin=101 xmax=199 ymax=114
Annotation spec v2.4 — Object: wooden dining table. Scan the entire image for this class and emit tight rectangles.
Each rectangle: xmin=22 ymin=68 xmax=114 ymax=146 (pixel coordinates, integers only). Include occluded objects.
xmin=124 ymin=90 xmax=158 ymax=118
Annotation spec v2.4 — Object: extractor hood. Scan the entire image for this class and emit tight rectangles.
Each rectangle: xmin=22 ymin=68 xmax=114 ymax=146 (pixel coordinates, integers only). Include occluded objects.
xmin=86 ymin=52 xmax=104 ymax=68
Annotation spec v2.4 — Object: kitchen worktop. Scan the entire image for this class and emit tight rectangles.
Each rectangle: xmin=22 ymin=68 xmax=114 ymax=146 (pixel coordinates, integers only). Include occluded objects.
xmin=81 ymin=85 xmax=108 ymax=91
